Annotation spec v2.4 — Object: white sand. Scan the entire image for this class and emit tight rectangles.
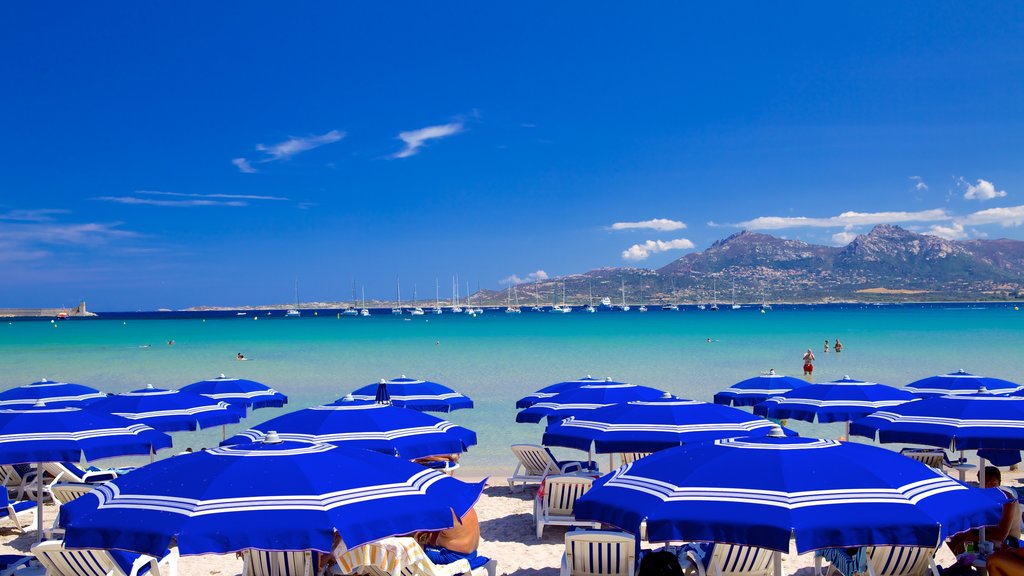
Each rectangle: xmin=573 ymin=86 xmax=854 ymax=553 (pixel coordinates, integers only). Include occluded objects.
xmin=6 ymin=468 xmax=1013 ymax=576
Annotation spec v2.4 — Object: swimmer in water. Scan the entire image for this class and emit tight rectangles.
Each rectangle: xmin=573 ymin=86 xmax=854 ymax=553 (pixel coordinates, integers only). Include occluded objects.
xmin=167 ymin=340 xmax=175 ymax=346
xmin=236 ymin=352 xmax=246 ymax=361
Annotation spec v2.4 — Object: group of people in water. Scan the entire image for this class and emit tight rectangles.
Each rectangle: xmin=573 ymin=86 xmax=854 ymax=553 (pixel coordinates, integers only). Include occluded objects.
xmin=802 ymin=338 xmax=842 ymax=375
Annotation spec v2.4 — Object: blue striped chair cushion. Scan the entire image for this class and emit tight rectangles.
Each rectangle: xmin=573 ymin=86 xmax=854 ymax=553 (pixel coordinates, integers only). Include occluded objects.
xmin=815 ymin=548 xmax=867 ymax=576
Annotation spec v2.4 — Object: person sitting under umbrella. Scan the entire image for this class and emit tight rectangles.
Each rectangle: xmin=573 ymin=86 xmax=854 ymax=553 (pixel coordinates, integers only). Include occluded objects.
xmin=947 ymin=466 xmax=1020 ymax=554
xmin=413 ymin=507 xmax=480 ymax=566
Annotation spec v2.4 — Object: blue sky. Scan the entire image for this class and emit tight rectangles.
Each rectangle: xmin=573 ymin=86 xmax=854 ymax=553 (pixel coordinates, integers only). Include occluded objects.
xmin=2 ymin=3 xmax=1022 ymax=309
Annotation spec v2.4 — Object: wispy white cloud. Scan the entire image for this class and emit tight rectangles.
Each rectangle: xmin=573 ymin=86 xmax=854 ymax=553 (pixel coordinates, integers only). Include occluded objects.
xmin=960 ymin=177 xmax=1007 ymax=201
xmin=909 ymin=176 xmax=928 ymax=191
xmin=500 ymin=270 xmax=549 ymax=285
xmin=232 ymin=158 xmax=257 ymax=173
xmin=0 ymin=209 xmax=68 ymax=222
xmin=609 ymin=218 xmax=686 ymax=232
xmin=961 ymin=204 xmax=1024 ymax=227
xmin=390 ymin=123 xmax=464 ymax=159
xmin=831 ymin=231 xmax=858 ymax=245
xmin=713 ymin=209 xmax=951 ymax=230
xmin=622 ymin=238 xmax=695 ymax=261
xmin=927 ymin=222 xmax=968 ymax=240
xmin=233 ymin=130 xmax=345 ymax=172
xmin=94 ymin=191 xmax=289 ymax=208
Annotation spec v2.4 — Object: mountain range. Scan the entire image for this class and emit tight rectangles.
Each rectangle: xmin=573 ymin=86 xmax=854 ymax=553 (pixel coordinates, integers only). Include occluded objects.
xmin=481 ymin=225 xmax=1024 ymax=304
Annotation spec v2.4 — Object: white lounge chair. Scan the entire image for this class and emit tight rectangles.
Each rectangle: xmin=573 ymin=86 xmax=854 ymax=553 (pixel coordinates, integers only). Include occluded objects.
xmin=240 ymin=549 xmax=315 ymax=576
xmin=815 ymin=546 xmax=939 ymax=576
xmin=46 ymin=483 xmax=96 ymax=537
xmin=617 ymin=453 xmax=652 ymax=466
xmin=23 ymin=462 xmax=119 ymax=502
xmin=561 ymin=530 xmax=635 ymax=576
xmin=685 ymin=543 xmax=775 ymax=576
xmin=535 ymin=475 xmax=601 ymax=539
xmin=0 ymin=465 xmax=31 ymax=499
xmin=337 ymin=536 xmax=496 ymax=576
xmin=508 ymin=445 xmax=597 ymax=493
xmin=30 ymin=539 xmax=169 ymax=576
xmin=0 ymin=492 xmax=36 ymax=535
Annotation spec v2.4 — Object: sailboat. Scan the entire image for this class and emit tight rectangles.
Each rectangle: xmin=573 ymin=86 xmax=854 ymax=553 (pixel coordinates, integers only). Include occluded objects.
xmin=638 ymin=282 xmax=648 ymax=313
xmin=342 ymin=281 xmax=359 ymax=316
xmin=531 ymin=285 xmax=544 ymax=311
xmin=549 ymin=282 xmax=571 ymax=313
xmin=410 ymin=283 xmax=425 ymax=315
xmin=505 ymin=281 xmax=522 ymax=313
xmin=360 ymin=286 xmax=370 ymax=316
xmin=619 ymin=278 xmax=631 ymax=312
xmin=432 ymin=278 xmax=443 ymax=314
xmin=285 ymin=280 xmax=301 ymax=317
xmin=662 ymin=278 xmax=679 ymax=310
xmin=731 ymin=282 xmax=741 ymax=310
xmin=585 ymin=280 xmax=596 ymax=313
xmin=472 ymin=281 xmax=484 ymax=314
xmin=710 ymin=280 xmax=719 ymax=311
xmin=760 ymin=290 xmax=772 ymax=311
xmin=392 ymin=278 xmax=404 ymax=315
xmin=463 ymin=281 xmax=475 ymax=315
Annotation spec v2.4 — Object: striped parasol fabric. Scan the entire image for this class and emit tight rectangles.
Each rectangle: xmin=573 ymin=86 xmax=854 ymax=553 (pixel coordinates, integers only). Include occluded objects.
xmin=0 ymin=379 xmax=105 ymax=409
xmin=753 ymin=376 xmax=915 ymax=424
xmin=347 ymin=376 xmax=473 ymax=412
xmin=713 ymin=372 xmax=809 ymax=407
xmin=86 ymin=385 xmax=244 ymax=432
xmin=179 ymin=374 xmax=288 ymax=411
xmin=516 ymin=376 xmax=620 ymax=409
xmin=61 ymin=436 xmax=486 ymax=557
xmin=903 ymin=370 xmax=1021 ymax=398
xmin=516 ymin=383 xmax=667 ymax=424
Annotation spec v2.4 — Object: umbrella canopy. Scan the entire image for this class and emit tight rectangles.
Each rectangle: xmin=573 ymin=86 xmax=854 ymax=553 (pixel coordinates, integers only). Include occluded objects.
xmin=753 ymin=377 xmax=914 ymax=424
xmin=87 ymin=385 xmax=244 ymax=433
xmin=0 ymin=379 xmax=105 ymax=408
xmin=516 ymin=383 xmax=667 ymax=424
xmin=516 ymin=376 xmax=621 ymax=409
xmin=61 ymin=436 xmax=486 ymax=557
xmin=347 ymin=376 xmax=473 ymax=412
xmin=574 ymin=428 xmax=1004 ymax=553
xmin=850 ymin=389 xmax=1024 ymax=450
xmin=903 ymin=370 xmax=1020 ymax=398
xmin=0 ymin=404 xmax=172 ymax=464
xmin=222 ymin=399 xmax=477 ymax=459
xmin=543 ymin=397 xmax=787 ymax=453
xmin=713 ymin=372 xmax=809 ymax=407
xmin=179 ymin=374 xmax=288 ymax=411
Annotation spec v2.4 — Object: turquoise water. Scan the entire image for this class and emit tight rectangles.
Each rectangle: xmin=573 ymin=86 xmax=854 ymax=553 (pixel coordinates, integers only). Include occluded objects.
xmin=2 ymin=305 xmax=1022 ymax=476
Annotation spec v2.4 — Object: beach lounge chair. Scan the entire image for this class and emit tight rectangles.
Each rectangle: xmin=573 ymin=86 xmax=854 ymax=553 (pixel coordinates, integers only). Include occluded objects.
xmin=684 ymin=543 xmax=775 ymax=576
xmin=47 ymin=483 xmax=96 ymax=537
xmin=0 ymin=465 xmax=32 ymax=499
xmin=535 ymin=475 xmax=601 ymax=539
xmin=337 ymin=536 xmax=496 ymax=576
xmin=30 ymin=539 xmax=169 ymax=576
xmin=561 ymin=530 xmax=635 ymax=576
xmin=240 ymin=549 xmax=315 ymax=576
xmin=617 ymin=453 xmax=652 ymax=466
xmin=23 ymin=462 xmax=119 ymax=502
xmin=815 ymin=546 xmax=939 ymax=576
xmin=0 ymin=491 xmax=36 ymax=534
xmin=0 ymin=555 xmax=33 ymax=576
xmin=508 ymin=445 xmax=597 ymax=492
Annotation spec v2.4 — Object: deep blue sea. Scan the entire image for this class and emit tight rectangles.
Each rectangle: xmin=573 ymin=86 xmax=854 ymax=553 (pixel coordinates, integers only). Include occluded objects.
xmin=3 ymin=303 xmax=1022 ymax=476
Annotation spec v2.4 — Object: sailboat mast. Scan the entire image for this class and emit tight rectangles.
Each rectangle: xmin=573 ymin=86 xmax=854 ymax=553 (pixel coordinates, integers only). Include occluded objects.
xmin=397 ymin=278 xmax=402 ymax=308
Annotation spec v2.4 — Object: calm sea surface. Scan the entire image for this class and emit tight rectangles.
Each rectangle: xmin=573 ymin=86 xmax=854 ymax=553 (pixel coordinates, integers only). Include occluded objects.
xmin=2 ymin=304 xmax=1022 ymax=476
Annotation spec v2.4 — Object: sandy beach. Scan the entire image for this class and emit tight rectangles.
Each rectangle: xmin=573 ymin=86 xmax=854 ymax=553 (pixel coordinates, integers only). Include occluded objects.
xmin=3 ymin=465 xmax=1005 ymax=576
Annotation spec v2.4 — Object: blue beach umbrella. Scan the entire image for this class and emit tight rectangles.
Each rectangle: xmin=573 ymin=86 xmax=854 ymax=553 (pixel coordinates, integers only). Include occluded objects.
xmin=87 ymin=385 xmax=244 ymax=433
xmin=516 ymin=376 xmax=621 ymax=409
xmin=347 ymin=376 xmax=473 ymax=412
xmin=222 ymin=399 xmax=477 ymax=459
xmin=574 ymin=428 xmax=1004 ymax=554
xmin=713 ymin=372 xmax=809 ymax=407
xmin=753 ymin=376 xmax=915 ymax=437
xmin=516 ymin=383 xmax=667 ymax=424
xmin=0 ymin=379 xmax=105 ymax=408
xmin=903 ymin=370 xmax=1020 ymax=398
xmin=543 ymin=397 xmax=788 ymax=453
xmin=61 ymin=436 xmax=486 ymax=557
xmin=0 ymin=404 xmax=172 ymax=538
xmin=179 ymin=374 xmax=288 ymax=411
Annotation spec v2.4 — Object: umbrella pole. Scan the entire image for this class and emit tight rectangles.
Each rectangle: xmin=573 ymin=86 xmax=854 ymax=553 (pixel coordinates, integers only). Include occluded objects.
xmin=844 ymin=421 xmax=850 ymax=441
xmin=608 ymin=453 xmax=613 ymax=471
xmin=222 ymin=424 xmax=227 ymax=442
xmin=772 ymin=551 xmax=782 ymax=576
xmin=150 ymin=447 xmax=155 ymax=464
xmin=979 ymin=456 xmax=988 ymax=545
xmin=588 ymin=447 xmax=594 ymax=472
xmin=36 ymin=461 xmax=43 ymax=542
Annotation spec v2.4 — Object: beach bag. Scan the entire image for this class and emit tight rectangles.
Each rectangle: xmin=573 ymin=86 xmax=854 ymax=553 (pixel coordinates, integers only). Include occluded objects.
xmin=639 ymin=550 xmax=684 ymax=576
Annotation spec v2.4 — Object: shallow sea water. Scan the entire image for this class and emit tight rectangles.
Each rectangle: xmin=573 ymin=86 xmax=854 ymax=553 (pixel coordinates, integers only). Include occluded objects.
xmin=2 ymin=304 xmax=1022 ymax=476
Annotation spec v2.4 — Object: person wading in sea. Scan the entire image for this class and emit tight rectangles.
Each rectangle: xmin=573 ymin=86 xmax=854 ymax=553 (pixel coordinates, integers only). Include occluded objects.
xmin=802 ymin=348 xmax=816 ymax=378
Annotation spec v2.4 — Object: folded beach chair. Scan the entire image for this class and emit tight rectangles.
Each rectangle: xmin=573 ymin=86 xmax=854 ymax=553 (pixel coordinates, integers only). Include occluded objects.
xmin=617 ymin=453 xmax=652 ymax=466
xmin=30 ymin=539 xmax=170 ymax=576
xmin=684 ymin=543 xmax=775 ymax=576
xmin=47 ymin=483 xmax=96 ymax=537
xmin=337 ymin=536 xmax=496 ymax=576
xmin=815 ymin=546 xmax=939 ymax=576
xmin=0 ymin=491 xmax=36 ymax=534
xmin=240 ymin=549 xmax=315 ymax=576
xmin=535 ymin=475 xmax=601 ymax=539
xmin=898 ymin=449 xmax=946 ymax=470
xmin=508 ymin=444 xmax=597 ymax=493
xmin=24 ymin=462 xmax=119 ymax=502
xmin=561 ymin=530 xmax=635 ymax=576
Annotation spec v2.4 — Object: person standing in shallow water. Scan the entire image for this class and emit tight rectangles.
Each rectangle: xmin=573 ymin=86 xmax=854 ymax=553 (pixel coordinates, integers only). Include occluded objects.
xmin=802 ymin=348 xmax=815 ymax=377
xmin=834 ymin=339 xmax=843 ymax=353
xmin=823 ymin=339 xmax=830 ymax=353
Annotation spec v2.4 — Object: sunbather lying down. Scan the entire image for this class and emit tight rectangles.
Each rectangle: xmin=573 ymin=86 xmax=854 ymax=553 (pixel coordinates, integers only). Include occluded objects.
xmin=413 ymin=507 xmax=480 ymax=566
